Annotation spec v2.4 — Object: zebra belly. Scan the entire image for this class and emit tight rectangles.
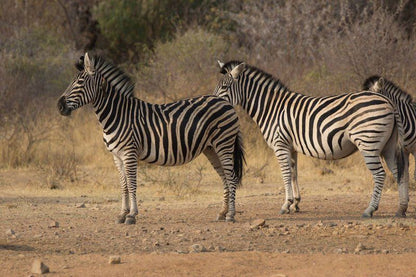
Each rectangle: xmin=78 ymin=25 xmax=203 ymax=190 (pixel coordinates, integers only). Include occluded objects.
xmin=293 ymin=138 xmax=357 ymax=160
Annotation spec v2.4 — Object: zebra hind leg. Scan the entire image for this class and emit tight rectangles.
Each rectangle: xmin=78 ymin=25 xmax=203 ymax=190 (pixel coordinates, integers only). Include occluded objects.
xmin=203 ymin=148 xmax=229 ymax=221
xmin=362 ymin=155 xmax=386 ymax=218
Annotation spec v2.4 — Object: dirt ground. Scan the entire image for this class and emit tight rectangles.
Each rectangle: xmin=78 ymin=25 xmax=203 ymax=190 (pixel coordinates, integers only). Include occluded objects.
xmin=1 ymin=170 xmax=416 ymax=276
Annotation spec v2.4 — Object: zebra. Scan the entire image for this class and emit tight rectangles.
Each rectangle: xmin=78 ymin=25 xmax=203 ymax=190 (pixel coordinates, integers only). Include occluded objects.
xmin=214 ymin=60 xmax=408 ymax=218
xmin=363 ymin=75 xmax=416 ymax=181
xmin=57 ymin=53 xmax=245 ymax=224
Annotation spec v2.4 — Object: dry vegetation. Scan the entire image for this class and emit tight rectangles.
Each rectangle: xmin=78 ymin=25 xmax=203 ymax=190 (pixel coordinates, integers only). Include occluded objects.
xmin=1 ymin=0 xmax=416 ymax=198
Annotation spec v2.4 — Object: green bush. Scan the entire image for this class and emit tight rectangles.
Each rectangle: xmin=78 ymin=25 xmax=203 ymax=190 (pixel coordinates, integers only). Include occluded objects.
xmin=134 ymin=28 xmax=236 ymax=102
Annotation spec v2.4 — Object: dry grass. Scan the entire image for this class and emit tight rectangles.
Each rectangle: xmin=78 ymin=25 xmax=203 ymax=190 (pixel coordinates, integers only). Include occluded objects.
xmin=1 ymin=2 xmax=416 ymax=202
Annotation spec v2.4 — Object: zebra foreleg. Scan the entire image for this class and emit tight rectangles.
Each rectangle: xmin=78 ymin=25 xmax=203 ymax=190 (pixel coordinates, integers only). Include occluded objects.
xmin=124 ymin=158 xmax=139 ymax=225
xmin=289 ymin=152 xmax=301 ymax=212
xmin=275 ymin=147 xmax=294 ymax=214
xmin=113 ymin=156 xmax=130 ymax=224
xmin=412 ymin=151 xmax=416 ymax=181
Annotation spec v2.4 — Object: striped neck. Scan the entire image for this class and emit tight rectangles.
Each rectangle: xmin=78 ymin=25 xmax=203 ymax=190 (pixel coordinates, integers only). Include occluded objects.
xmin=91 ymin=56 xmax=135 ymax=99
xmin=235 ymin=66 xmax=293 ymax=123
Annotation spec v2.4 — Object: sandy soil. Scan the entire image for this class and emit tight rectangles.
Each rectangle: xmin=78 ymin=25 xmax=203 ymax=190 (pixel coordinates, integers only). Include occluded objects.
xmin=2 ymin=178 xmax=416 ymax=277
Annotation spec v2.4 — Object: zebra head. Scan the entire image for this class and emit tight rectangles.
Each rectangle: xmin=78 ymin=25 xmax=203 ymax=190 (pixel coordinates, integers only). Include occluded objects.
xmin=58 ymin=53 xmax=105 ymax=116
xmin=362 ymin=75 xmax=383 ymax=92
xmin=214 ymin=60 xmax=246 ymax=105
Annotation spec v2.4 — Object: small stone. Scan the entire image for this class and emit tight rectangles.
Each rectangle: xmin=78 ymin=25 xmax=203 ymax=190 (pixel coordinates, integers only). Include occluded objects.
xmin=320 ymin=167 xmax=334 ymax=175
xmin=6 ymin=229 xmax=15 ymax=236
xmin=108 ymin=256 xmax=121 ymax=264
xmin=48 ymin=221 xmax=59 ymax=228
xmin=31 ymin=259 xmax=49 ymax=274
xmin=334 ymin=248 xmax=347 ymax=254
xmin=354 ymin=243 xmax=365 ymax=253
xmin=382 ymin=249 xmax=389 ymax=254
xmin=189 ymin=244 xmax=207 ymax=253
xmin=250 ymin=219 xmax=266 ymax=229
xmin=76 ymin=202 xmax=86 ymax=208
xmin=215 ymin=245 xmax=226 ymax=252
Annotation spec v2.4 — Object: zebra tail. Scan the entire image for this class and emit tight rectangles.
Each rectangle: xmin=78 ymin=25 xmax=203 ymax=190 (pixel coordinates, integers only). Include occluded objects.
xmin=393 ymin=109 xmax=405 ymax=183
xmin=233 ymin=131 xmax=246 ymax=188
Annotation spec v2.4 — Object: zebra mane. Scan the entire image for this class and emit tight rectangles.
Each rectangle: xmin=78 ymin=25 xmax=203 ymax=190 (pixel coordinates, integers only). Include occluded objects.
xmin=93 ymin=55 xmax=135 ymax=98
xmin=363 ymin=75 xmax=412 ymax=103
xmin=220 ymin=60 xmax=289 ymax=91
xmin=77 ymin=55 xmax=135 ymax=98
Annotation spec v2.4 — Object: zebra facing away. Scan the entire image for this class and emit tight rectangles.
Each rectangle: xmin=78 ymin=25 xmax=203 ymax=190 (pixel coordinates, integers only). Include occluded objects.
xmin=214 ymin=60 xmax=409 ymax=218
xmin=57 ymin=53 xmax=245 ymax=224
xmin=363 ymin=76 xmax=416 ymax=182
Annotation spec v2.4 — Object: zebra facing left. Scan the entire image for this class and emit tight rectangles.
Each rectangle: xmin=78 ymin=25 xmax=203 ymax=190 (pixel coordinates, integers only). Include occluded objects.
xmin=57 ymin=53 xmax=245 ymax=224
xmin=214 ymin=61 xmax=408 ymax=218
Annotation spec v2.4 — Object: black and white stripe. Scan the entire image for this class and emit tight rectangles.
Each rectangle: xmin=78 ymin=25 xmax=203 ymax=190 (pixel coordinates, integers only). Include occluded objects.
xmin=58 ymin=53 xmax=245 ymax=224
xmin=215 ymin=61 xmax=408 ymax=218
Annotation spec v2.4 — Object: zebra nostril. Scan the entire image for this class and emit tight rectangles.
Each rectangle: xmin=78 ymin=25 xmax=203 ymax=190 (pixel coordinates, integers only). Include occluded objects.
xmin=57 ymin=96 xmax=71 ymax=116
xmin=57 ymin=97 xmax=65 ymax=111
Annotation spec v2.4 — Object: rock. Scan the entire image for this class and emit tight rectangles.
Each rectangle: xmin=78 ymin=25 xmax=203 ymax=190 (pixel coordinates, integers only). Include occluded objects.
xmin=320 ymin=167 xmax=334 ymax=175
xmin=382 ymin=249 xmax=389 ymax=254
xmin=76 ymin=202 xmax=86 ymax=208
xmin=108 ymin=256 xmax=121 ymax=264
xmin=189 ymin=244 xmax=207 ymax=253
xmin=354 ymin=243 xmax=365 ymax=254
xmin=250 ymin=219 xmax=266 ymax=229
xmin=215 ymin=245 xmax=226 ymax=252
xmin=334 ymin=248 xmax=347 ymax=254
xmin=48 ymin=221 xmax=59 ymax=228
xmin=31 ymin=259 xmax=49 ymax=274
xmin=6 ymin=229 xmax=15 ymax=236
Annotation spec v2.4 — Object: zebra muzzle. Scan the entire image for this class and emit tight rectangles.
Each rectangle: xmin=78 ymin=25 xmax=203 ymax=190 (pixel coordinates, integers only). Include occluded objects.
xmin=57 ymin=96 xmax=72 ymax=116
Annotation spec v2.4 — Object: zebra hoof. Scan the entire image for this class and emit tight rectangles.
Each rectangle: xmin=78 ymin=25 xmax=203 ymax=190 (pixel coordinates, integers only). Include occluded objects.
xmin=279 ymin=209 xmax=290 ymax=215
xmin=125 ymin=216 xmax=136 ymax=225
xmin=362 ymin=212 xmax=372 ymax=218
xmin=362 ymin=207 xmax=376 ymax=218
xmin=216 ymin=214 xmax=226 ymax=221
xmin=290 ymin=204 xmax=300 ymax=213
xmin=225 ymin=216 xmax=235 ymax=222
xmin=116 ymin=214 xmax=127 ymax=224
xmin=395 ymin=210 xmax=406 ymax=218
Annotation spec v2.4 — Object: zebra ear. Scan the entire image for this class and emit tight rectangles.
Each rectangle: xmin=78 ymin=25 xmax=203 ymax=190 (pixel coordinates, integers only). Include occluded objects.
xmin=378 ymin=77 xmax=385 ymax=88
xmin=230 ymin=63 xmax=246 ymax=79
xmin=217 ymin=60 xmax=225 ymax=69
xmin=84 ymin=52 xmax=95 ymax=75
